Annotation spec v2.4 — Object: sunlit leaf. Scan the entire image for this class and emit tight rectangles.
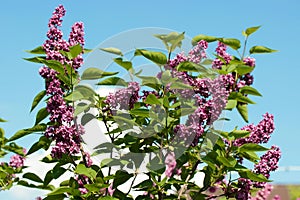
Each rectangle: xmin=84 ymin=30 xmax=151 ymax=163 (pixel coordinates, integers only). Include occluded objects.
xmin=81 ymin=67 xmax=118 ymax=80
xmin=100 ymin=47 xmax=123 ymax=56
xmin=249 ymin=46 xmax=278 ymax=54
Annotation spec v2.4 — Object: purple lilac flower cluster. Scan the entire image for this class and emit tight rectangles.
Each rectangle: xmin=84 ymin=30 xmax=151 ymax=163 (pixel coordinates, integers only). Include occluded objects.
xmin=164 ymin=41 xmax=234 ymax=145
xmin=234 ymin=113 xmax=275 ymax=146
xmin=250 ymin=183 xmax=273 ymax=200
xmin=76 ymin=175 xmax=90 ymax=194
xmin=253 ymin=146 xmax=281 ymax=188
xmin=9 ymin=153 xmax=25 ymax=168
xmin=105 ymin=82 xmax=140 ymax=110
xmin=212 ymin=42 xmax=232 ymax=69
xmin=173 ymin=74 xmax=232 ymax=145
xmin=235 ymin=178 xmax=252 ymax=200
xmin=39 ymin=5 xmax=91 ymax=164
xmin=167 ymin=52 xmax=188 ymax=69
xmin=239 ymin=57 xmax=255 ymax=87
xmin=164 ymin=152 xmax=177 ymax=178
xmin=204 ymin=75 xmax=231 ymax=124
xmin=68 ymin=22 xmax=85 ymax=70
xmin=188 ymin=40 xmax=208 ymax=64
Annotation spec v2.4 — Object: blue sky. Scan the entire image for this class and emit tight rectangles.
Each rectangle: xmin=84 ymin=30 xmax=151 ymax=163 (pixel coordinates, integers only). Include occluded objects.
xmin=1 ymin=0 xmax=300 ymax=199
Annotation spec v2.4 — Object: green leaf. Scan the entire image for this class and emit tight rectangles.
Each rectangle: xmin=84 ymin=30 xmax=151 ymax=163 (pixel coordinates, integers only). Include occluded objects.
xmin=201 ymin=59 xmax=213 ymax=65
xmin=134 ymin=49 xmax=167 ymax=65
xmin=217 ymin=156 xmax=237 ymax=167
xmin=113 ymin=116 xmax=139 ymax=130
xmin=84 ymin=48 xmax=93 ymax=53
xmin=192 ymin=34 xmax=218 ymax=45
xmin=96 ymin=77 xmax=127 ymax=86
xmin=23 ymin=172 xmax=43 ymax=183
xmin=59 ymin=50 xmax=72 ymax=60
xmin=41 ymin=155 xmax=57 ymax=163
xmin=69 ymin=44 xmax=83 ymax=59
xmin=228 ymin=130 xmax=250 ymax=139
xmin=130 ymin=108 xmax=150 ymax=118
xmin=170 ymin=82 xmax=193 ymax=90
xmin=154 ymin=32 xmax=185 ymax=53
xmin=43 ymin=171 xmax=53 ymax=186
xmin=43 ymin=194 xmax=66 ymax=200
xmin=64 ymin=90 xmax=84 ymax=102
xmin=219 ymin=38 xmax=241 ymax=50
xmin=0 ymin=128 xmax=4 ymax=139
xmin=238 ymin=169 xmax=271 ymax=182
xmin=176 ymin=61 xmax=207 ymax=73
xmin=236 ymin=64 xmax=254 ymax=75
xmin=84 ymin=183 xmax=106 ymax=192
xmin=244 ymin=26 xmax=261 ymax=36
xmin=169 ymin=32 xmax=185 ymax=52
xmin=112 ymin=170 xmax=133 ymax=188
xmin=145 ymin=94 xmax=161 ymax=105
xmin=81 ymin=67 xmax=118 ymax=80
xmin=100 ymin=47 xmax=123 ymax=56
xmin=35 ymin=107 xmax=49 ymax=125
xmin=240 ymin=86 xmax=262 ymax=96
xmin=81 ymin=113 xmax=95 ymax=126
xmin=229 ymin=92 xmax=255 ymax=104
xmin=74 ymin=103 xmax=90 ymax=116
xmin=8 ymin=124 xmax=46 ymax=142
xmin=27 ymin=136 xmax=51 ymax=155
xmin=3 ymin=142 xmax=25 ymax=155
xmin=0 ymin=118 xmax=7 ymax=122
xmin=238 ymin=143 xmax=269 ymax=152
xmin=23 ymin=56 xmax=46 ymax=64
xmin=47 ymin=186 xmax=75 ymax=196
xmin=75 ymin=164 xmax=97 ymax=179
xmin=225 ymin=99 xmax=237 ymax=110
xmin=25 ymin=46 xmax=45 ymax=54
xmin=237 ymin=103 xmax=248 ymax=123
xmin=138 ymin=75 xmax=161 ymax=90
xmin=30 ymin=90 xmax=46 ymax=112
xmin=52 ymin=165 xmax=67 ymax=179
xmin=249 ymin=46 xmax=278 ymax=54
xmin=75 ymin=85 xmax=96 ymax=101
xmin=98 ymin=197 xmax=119 ymax=200
xmin=160 ymin=70 xmax=172 ymax=85
xmin=114 ymin=57 xmax=133 ymax=71
xmin=41 ymin=60 xmax=64 ymax=74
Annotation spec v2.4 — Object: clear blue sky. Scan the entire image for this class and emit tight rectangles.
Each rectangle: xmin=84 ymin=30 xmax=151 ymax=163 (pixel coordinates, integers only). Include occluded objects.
xmin=1 ymin=0 xmax=300 ymax=199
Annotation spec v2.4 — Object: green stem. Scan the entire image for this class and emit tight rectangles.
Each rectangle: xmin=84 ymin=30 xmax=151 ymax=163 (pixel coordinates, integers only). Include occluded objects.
xmin=241 ymin=36 xmax=248 ymax=60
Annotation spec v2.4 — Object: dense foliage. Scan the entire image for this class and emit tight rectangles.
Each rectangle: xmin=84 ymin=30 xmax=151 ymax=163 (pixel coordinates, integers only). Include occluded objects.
xmin=0 ymin=5 xmax=281 ymax=200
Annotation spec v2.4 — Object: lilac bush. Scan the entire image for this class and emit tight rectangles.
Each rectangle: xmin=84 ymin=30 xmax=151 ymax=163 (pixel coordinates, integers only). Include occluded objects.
xmin=0 ymin=4 xmax=283 ymax=200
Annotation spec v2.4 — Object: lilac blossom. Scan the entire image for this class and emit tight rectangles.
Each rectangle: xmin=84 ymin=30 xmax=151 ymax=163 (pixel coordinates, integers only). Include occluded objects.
xmin=188 ymin=40 xmax=208 ymax=64
xmin=76 ymin=175 xmax=90 ymax=194
xmin=164 ymin=152 xmax=177 ymax=178
xmin=108 ymin=184 xmax=115 ymax=196
xmin=105 ymin=82 xmax=140 ymax=110
xmin=234 ymin=113 xmax=275 ymax=146
xmin=83 ymin=151 xmax=93 ymax=167
xmin=9 ymin=153 xmax=25 ymax=168
xmin=212 ymin=42 xmax=232 ymax=69
xmin=253 ymin=146 xmax=281 ymax=188
xmin=39 ymin=5 xmax=86 ymax=159
xmin=68 ymin=22 xmax=85 ymax=70
xmin=251 ymin=183 xmax=273 ymax=200
xmin=235 ymin=178 xmax=252 ymax=200
xmin=167 ymin=52 xmax=187 ymax=69
xmin=243 ymin=57 xmax=256 ymax=67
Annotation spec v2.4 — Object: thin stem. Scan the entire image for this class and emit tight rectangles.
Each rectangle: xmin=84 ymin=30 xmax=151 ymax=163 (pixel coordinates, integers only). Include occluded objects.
xmin=241 ymin=36 xmax=248 ymax=60
xmin=126 ymin=173 xmax=137 ymax=196
xmin=177 ymin=160 xmax=200 ymax=199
